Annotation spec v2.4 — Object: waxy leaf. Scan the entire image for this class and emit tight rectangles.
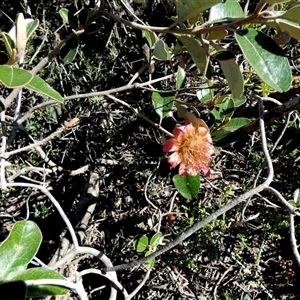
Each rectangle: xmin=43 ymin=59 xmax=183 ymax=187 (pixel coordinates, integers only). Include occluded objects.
xmin=153 ymin=40 xmax=171 ymax=60
xmin=12 ymin=268 xmax=68 ymax=297
xmin=150 ymin=232 xmax=162 ymax=248
xmin=59 ymin=8 xmax=78 ymax=29
xmin=267 ymin=19 xmax=300 ymax=40
xmin=175 ymin=0 xmax=221 ymax=24
xmin=222 ymin=117 xmax=251 ymax=131
xmin=0 ymin=221 xmax=42 ymax=281
xmin=174 ymin=35 xmax=207 ymax=73
xmin=209 ymin=0 xmax=244 ymax=21
xmin=176 ymin=66 xmax=186 ymax=90
xmin=145 ymin=251 xmax=155 ymax=270
xmin=152 ymin=92 xmax=174 ymax=119
xmin=60 ymin=37 xmax=79 ymax=64
xmin=133 ymin=235 xmax=148 ymax=252
xmin=213 ymin=50 xmax=244 ymax=98
xmin=173 ymin=174 xmax=200 ymax=199
xmin=235 ymin=29 xmax=292 ymax=92
xmin=25 ymin=74 xmax=64 ymax=103
xmin=0 ymin=65 xmax=33 ymax=87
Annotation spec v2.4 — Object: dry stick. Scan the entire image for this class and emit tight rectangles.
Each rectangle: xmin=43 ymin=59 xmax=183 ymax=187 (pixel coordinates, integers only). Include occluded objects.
xmin=106 ymin=96 xmax=274 ymax=273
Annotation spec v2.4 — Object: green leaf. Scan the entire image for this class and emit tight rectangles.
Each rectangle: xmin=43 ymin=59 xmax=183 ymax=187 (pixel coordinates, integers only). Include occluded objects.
xmin=174 ymin=35 xmax=207 ymax=73
xmin=144 ymin=31 xmax=158 ymax=48
xmin=209 ymin=0 xmax=244 ymax=21
xmin=60 ymin=37 xmax=79 ymax=64
xmin=85 ymin=23 xmax=102 ymax=34
xmin=0 ymin=281 xmax=26 ymax=300
xmin=133 ymin=235 xmax=148 ymax=252
xmin=25 ymin=74 xmax=64 ymax=103
xmin=175 ymin=0 xmax=221 ymax=25
xmin=2 ymin=32 xmax=15 ymax=57
xmin=59 ymin=8 xmax=78 ymax=29
xmin=235 ymin=29 xmax=292 ymax=92
xmin=152 ymin=92 xmax=175 ymax=119
xmin=25 ymin=19 xmax=39 ymax=41
xmin=232 ymin=95 xmax=247 ymax=107
xmin=217 ymin=97 xmax=235 ymax=119
xmin=144 ymin=251 xmax=155 ymax=270
xmin=0 ymin=65 xmax=33 ymax=88
xmin=173 ymin=174 xmax=200 ymax=199
xmin=197 ymin=84 xmax=212 ymax=102
xmin=176 ymin=66 xmax=186 ymax=90
xmin=0 ymin=221 xmax=42 ymax=281
xmin=12 ymin=268 xmax=68 ymax=297
xmin=280 ymin=5 xmax=300 ymax=23
xmin=79 ymin=9 xmax=89 ymax=27
xmin=153 ymin=40 xmax=171 ymax=61
xmin=267 ymin=19 xmax=300 ymax=40
xmin=222 ymin=118 xmax=251 ymax=131
xmin=149 ymin=232 xmax=162 ymax=249
xmin=293 ymin=188 xmax=300 ymax=203
xmin=213 ymin=50 xmax=244 ymax=98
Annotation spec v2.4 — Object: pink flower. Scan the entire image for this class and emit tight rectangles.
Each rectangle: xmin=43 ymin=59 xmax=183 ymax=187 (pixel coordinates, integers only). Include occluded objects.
xmin=163 ymin=113 xmax=214 ymax=177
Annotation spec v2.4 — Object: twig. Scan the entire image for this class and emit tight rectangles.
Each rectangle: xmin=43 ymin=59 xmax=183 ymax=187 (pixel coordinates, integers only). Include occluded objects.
xmin=289 ymin=214 xmax=300 ymax=268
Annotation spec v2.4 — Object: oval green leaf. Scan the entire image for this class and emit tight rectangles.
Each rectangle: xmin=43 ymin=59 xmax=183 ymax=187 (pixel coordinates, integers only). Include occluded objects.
xmin=12 ymin=268 xmax=68 ymax=297
xmin=235 ymin=29 xmax=292 ymax=92
xmin=149 ymin=232 xmax=162 ymax=249
xmin=175 ymin=0 xmax=221 ymax=25
xmin=176 ymin=66 xmax=186 ymax=90
xmin=133 ymin=235 xmax=148 ymax=252
xmin=0 ymin=65 xmax=33 ymax=88
xmin=85 ymin=23 xmax=102 ymax=35
xmin=209 ymin=0 xmax=244 ymax=21
xmin=145 ymin=251 xmax=155 ymax=270
xmin=26 ymin=19 xmax=39 ymax=41
xmin=25 ymin=74 xmax=64 ymax=103
xmin=222 ymin=117 xmax=251 ymax=132
xmin=60 ymin=37 xmax=79 ymax=64
xmin=213 ymin=50 xmax=244 ymax=98
xmin=152 ymin=92 xmax=175 ymax=119
xmin=59 ymin=8 xmax=78 ymax=29
xmin=174 ymin=34 xmax=207 ymax=74
xmin=173 ymin=174 xmax=200 ymax=199
xmin=0 ymin=221 xmax=42 ymax=281
xmin=153 ymin=40 xmax=171 ymax=61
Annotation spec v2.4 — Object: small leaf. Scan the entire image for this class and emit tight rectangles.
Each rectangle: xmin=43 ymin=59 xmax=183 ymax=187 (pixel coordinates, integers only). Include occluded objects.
xmin=144 ymin=31 xmax=158 ymax=49
xmin=149 ymin=232 xmax=162 ymax=249
xmin=0 ymin=221 xmax=42 ymax=281
xmin=175 ymin=0 xmax=221 ymax=25
xmin=209 ymin=0 xmax=244 ymax=21
xmin=293 ymin=188 xmax=300 ymax=203
xmin=12 ymin=268 xmax=68 ymax=297
xmin=173 ymin=174 xmax=200 ymax=199
xmin=79 ymin=9 xmax=89 ymax=27
xmin=235 ymin=29 xmax=292 ymax=92
xmin=60 ymin=37 xmax=79 ymax=64
xmin=2 ymin=32 xmax=15 ymax=57
xmin=267 ymin=19 xmax=300 ymax=40
xmin=153 ymin=40 xmax=171 ymax=61
xmin=152 ymin=92 xmax=175 ymax=119
xmin=133 ymin=235 xmax=148 ymax=252
xmin=59 ymin=8 xmax=78 ymax=29
xmin=174 ymin=35 xmax=207 ymax=73
xmin=197 ymin=84 xmax=212 ymax=102
xmin=0 ymin=65 xmax=33 ymax=88
xmin=232 ymin=95 xmax=247 ymax=107
xmin=213 ymin=50 xmax=244 ymax=98
xmin=144 ymin=251 xmax=155 ymax=270
xmin=85 ymin=23 xmax=102 ymax=34
xmin=16 ymin=13 xmax=27 ymax=63
xmin=25 ymin=19 xmax=39 ymax=41
xmin=176 ymin=66 xmax=186 ymax=90
xmin=25 ymin=74 xmax=64 ymax=103
xmin=222 ymin=118 xmax=251 ymax=131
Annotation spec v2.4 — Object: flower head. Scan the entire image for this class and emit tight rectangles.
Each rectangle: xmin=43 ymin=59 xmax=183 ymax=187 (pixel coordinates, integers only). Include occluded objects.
xmin=163 ymin=113 xmax=214 ymax=177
